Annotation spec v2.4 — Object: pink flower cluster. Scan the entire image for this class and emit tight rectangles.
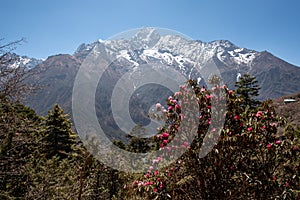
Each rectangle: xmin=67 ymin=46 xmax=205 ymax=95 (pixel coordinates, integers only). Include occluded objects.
xmin=152 ymin=156 xmax=162 ymax=164
xmin=156 ymin=132 xmax=170 ymax=139
xmin=255 ymin=111 xmax=263 ymax=118
xmin=133 ymin=180 xmax=153 ymax=186
xmin=166 ymin=95 xmax=181 ymax=113
xmin=156 ymin=103 xmax=162 ymax=110
xmin=133 ymin=155 xmax=170 ymax=193
xmin=133 ymin=88 xmax=193 ymax=194
xmin=181 ymin=141 xmax=189 ymax=149
xmin=266 ymin=140 xmax=281 ymax=150
xmin=234 ymin=115 xmax=240 ymax=120
xmin=157 ymin=132 xmax=170 ymax=148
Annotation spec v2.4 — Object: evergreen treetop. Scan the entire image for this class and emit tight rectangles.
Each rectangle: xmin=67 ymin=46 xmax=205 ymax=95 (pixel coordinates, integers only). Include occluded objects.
xmin=235 ymin=73 xmax=261 ymax=109
xmin=43 ymin=104 xmax=77 ymax=158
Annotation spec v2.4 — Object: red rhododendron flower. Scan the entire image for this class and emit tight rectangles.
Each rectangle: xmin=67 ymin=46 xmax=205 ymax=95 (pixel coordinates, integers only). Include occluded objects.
xmin=206 ymin=95 xmax=212 ymax=99
xmin=234 ymin=115 xmax=240 ymax=120
xmin=275 ymin=140 xmax=281 ymax=145
xmin=162 ymin=132 xmax=169 ymax=138
xmin=255 ymin=111 xmax=263 ymax=117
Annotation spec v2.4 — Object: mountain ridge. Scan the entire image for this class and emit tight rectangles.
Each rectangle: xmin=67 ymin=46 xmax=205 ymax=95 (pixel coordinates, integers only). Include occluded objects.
xmin=23 ymin=28 xmax=300 ymax=115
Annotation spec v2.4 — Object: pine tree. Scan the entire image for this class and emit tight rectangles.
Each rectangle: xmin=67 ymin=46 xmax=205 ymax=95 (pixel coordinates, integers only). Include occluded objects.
xmin=235 ymin=73 xmax=260 ymax=109
xmin=43 ymin=104 xmax=77 ymax=158
xmin=0 ymin=97 xmax=41 ymax=197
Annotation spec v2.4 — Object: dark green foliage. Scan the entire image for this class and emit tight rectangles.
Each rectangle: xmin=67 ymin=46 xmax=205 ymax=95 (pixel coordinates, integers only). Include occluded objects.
xmin=0 ymin=97 xmax=40 ymax=198
xmin=113 ymin=125 xmax=157 ymax=153
xmin=43 ymin=104 xmax=77 ymax=158
xmin=235 ymin=73 xmax=261 ymax=109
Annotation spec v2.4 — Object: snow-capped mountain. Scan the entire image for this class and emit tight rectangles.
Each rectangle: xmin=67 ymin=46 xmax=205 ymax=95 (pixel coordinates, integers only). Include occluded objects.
xmin=24 ymin=27 xmax=300 ymax=140
xmin=27 ymin=28 xmax=300 ymax=119
xmin=7 ymin=53 xmax=43 ymax=69
xmin=74 ymin=28 xmax=261 ymax=85
xmin=76 ymin=27 xmax=258 ymax=65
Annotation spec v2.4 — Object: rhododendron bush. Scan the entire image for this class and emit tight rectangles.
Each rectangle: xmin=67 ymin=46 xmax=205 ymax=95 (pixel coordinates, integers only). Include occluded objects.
xmin=122 ymin=80 xmax=300 ymax=199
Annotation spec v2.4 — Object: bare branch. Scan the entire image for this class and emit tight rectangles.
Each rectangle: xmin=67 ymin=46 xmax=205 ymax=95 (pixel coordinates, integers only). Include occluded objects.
xmin=0 ymin=38 xmax=26 ymax=54
xmin=0 ymin=38 xmax=37 ymax=101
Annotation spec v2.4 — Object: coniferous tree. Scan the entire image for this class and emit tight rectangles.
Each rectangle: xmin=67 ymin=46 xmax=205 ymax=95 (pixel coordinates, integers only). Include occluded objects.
xmin=0 ymin=97 xmax=41 ymax=198
xmin=235 ymin=73 xmax=260 ymax=109
xmin=43 ymin=104 xmax=77 ymax=158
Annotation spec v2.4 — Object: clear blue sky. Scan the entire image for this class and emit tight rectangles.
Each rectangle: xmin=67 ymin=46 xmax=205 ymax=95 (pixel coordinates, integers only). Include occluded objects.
xmin=2 ymin=0 xmax=300 ymax=66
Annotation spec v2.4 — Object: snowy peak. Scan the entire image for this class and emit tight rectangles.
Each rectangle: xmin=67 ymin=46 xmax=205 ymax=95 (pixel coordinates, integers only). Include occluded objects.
xmin=131 ymin=27 xmax=161 ymax=49
xmin=210 ymin=40 xmax=236 ymax=49
xmin=74 ymin=28 xmax=262 ymax=71
xmin=6 ymin=53 xmax=43 ymax=69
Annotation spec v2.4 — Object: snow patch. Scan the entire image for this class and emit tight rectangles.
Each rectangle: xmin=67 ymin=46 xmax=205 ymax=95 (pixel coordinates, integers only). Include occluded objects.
xmin=236 ymin=73 xmax=242 ymax=82
xmin=227 ymin=49 xmax=256 ymax=65
xmin=116 ymin=50 xmax=139 ymax=66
